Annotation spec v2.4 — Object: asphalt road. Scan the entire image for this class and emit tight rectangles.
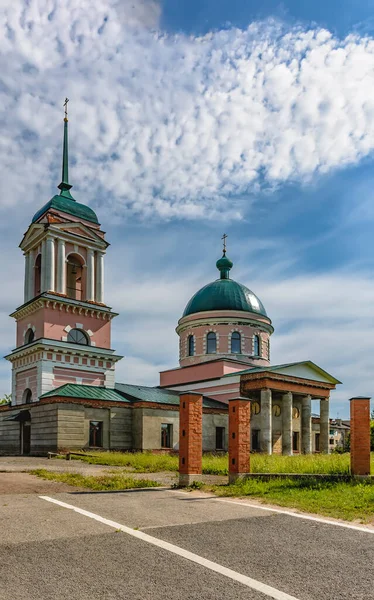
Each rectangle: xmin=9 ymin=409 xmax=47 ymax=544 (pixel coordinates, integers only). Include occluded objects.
xmin=0 ymin=482 xmax=373 ymax=600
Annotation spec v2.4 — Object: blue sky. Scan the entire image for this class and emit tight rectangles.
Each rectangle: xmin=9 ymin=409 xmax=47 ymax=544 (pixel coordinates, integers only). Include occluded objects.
xmin=1 ymin=0 xmax=374 ymax=417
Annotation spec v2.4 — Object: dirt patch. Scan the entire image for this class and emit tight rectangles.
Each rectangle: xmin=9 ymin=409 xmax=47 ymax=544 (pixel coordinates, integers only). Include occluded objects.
xmin=0 ymin=472 xmax=83 ymax=495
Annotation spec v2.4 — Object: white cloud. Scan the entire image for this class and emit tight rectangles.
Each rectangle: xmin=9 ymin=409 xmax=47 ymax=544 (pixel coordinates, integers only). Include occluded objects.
xmin=0 ymin=2 xmax=374 ymax=220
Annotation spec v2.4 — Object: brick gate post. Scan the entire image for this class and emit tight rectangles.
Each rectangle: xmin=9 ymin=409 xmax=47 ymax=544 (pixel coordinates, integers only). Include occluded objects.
xmin=350 ymin=397 xmax=371 ymax=477
xmin=179 ymin=392 xmax=203 ymax=487
xmin=229 ymin=397 xmax=251 ymax=484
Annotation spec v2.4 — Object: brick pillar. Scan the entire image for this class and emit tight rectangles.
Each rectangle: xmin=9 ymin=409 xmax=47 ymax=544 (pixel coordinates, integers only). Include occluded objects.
xmin=350 ymin=397 xmax=371 ymax=477
xmin=179 ymin=393 xmax=203 ymax=487
xmin=229 ymin=397 xmax=251 ymax=484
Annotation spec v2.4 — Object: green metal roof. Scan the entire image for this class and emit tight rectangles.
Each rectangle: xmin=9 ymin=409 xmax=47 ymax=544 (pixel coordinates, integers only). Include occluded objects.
xmin=183 ymin=279 xmax=267 ymax=317
xmin=183 ymin=253 xmax=268 ymax=318
xmin=40 ymin=384 xmax=129 ymax=402
xmin=223 ymin=361 xmax=341 ymax=384
xmin=115 ymin=383 xmax=226 ymax=409
xmin=40 ymin=382 xmax=227 ymax=409
xmin=32 ymin=194 xmax=99 ymax=225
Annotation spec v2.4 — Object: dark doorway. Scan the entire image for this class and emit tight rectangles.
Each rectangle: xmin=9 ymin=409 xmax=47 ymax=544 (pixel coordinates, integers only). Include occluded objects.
xmin=292 ymin=431 xmax=300 ymax=453
xmin=22 ymin=422 xmax=31 ymax=455
xmin=315 ymin=433 xmax=320 ymax=452
xmin=252 ymin=429 xmax=260 ymax=451
xmin=215 ymin=427 xmax=225 ymax=450
xmin=89 ymin=421 xmax=103 ymax=447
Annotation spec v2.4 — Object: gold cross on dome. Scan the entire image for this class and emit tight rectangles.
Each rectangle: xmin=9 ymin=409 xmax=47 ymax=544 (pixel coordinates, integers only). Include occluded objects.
xmin=222 ymin=233 xmax=228 ymax=254
xmin=63 ymin=97 xmax=69 ymax=120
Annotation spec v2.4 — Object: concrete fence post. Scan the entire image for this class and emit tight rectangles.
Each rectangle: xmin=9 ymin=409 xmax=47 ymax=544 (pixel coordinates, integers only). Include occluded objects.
xmin=179 ymin=393 xmax=203 ymax=487
xmin=350 ymin=397 xmax=371 ymax=477
xmin=229 ymin=397 xmax=251 ymax=484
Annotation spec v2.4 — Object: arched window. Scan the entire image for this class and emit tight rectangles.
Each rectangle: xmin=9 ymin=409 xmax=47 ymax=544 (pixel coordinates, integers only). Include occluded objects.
xmin=25 ymin=328 xmax=34 ymax=345
xmin=34 ymin=254 xmax=42 ymax=296
xmin=22 ymin=388 xmax=32 ymax=404
xmin=231 ymin=332 xmax=241 ymax=354
xmin=188 ymin=335 xmax=195 ymax=356
xmin=66 ymin=255 xmax=84 ymax=300
xmin=67 ymin=328 xmax=89 ymax=345
xmin=253 ymin=334 xmax=260 ymax=356
xmin=206 ymin=332 xmax=217 ymax=354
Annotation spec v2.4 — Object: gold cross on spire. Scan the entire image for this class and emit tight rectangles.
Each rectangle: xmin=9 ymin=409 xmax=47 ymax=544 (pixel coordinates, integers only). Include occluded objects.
xmin=222 ymin=233 xmax=227 ymax=255
xmin=63 ymin=97 xmax=69 ymax=121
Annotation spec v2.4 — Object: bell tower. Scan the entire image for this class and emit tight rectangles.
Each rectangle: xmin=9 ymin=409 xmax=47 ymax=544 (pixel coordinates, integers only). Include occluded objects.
xmin=6 ymin=102 xmax=122 ymax=406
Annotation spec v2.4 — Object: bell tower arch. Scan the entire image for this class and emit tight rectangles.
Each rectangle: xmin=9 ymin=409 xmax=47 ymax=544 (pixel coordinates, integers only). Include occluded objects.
xmin=6 ymin=103 xmax=122 ymax=406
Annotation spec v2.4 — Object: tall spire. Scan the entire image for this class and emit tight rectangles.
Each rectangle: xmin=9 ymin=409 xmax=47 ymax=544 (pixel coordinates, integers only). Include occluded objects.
xmin=57 ymin=98 xmax=75 ymax=200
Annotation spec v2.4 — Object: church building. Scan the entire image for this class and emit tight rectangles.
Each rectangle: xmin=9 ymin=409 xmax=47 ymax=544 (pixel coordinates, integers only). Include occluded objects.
xmin=0 ymin=110 xmax=341 ymax=456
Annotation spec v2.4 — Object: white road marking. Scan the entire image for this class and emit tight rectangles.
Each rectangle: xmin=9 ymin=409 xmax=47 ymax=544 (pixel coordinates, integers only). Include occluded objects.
xmin=40 ymin=495 xmax=299 ymax=600
xmin=166 ymin=489 xmax=374 ymax=534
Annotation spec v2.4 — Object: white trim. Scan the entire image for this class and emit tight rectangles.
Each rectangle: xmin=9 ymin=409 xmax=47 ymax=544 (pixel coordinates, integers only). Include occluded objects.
xmin=39 ymin=496 xmax=300 ymax=600
xmin=168 ymin=376 xmax=241 ymax=391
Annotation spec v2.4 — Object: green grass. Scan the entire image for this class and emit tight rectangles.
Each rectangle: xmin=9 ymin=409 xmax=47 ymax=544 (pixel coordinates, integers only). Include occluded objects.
xmin=208 ymin=477 xmax=374 ymax=523
xmin=32 ymin=469 xmax=161 ymax=491
xmin=64 ymin=451 xmax=374 ymax=476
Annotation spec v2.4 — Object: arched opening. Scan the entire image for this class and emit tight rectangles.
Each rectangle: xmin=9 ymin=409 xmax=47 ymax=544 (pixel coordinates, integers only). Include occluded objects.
xmin=66 ymin=254 xmax=85 ymax=300
xmin=253 ymin=334 xmax=260 ymax=357
xmin=22 ymin=388 xmax=32 ymax=404
xmin=25 ymin=328 xmax=34 ymax=345
xmin=67 ymin=328 xmax=89 ymax=345
xmin=188 ymin=335 xmax=195 ymax=356
xmin=34 ymin=254 xmax=42 ymax=296
xmin=231 ymin=331 xmax=241 ymax=354
xmin=206 ymin=332 xmax=217 ymax=354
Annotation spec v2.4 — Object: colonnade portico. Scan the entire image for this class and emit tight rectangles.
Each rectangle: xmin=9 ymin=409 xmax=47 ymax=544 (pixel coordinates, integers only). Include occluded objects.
xmin=240 ymin=368 xmax=338 ymax=455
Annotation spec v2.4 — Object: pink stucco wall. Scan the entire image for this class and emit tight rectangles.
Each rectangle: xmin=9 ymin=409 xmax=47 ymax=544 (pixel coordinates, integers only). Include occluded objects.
xmin=16 ymin=307 xmax=111 ymax=349
xmin=15 ymin=367 xmax=37 ymax=404
xmin=160 ymin=358 xmax=245 ymax=387
xmin=53 ymin=367 xmax=105 ymax=387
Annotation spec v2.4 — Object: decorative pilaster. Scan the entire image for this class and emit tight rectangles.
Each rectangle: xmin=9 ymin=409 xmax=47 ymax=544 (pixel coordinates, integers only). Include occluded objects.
xmin=45 ymin=237 xmax=55 ymax=292
xmin=27 ymin=250 xmax=35 ymax=301
xmin=96 ymin=251 xmax=104 ymax=303
xmin=86 ymin=249 xmax=95 ymax=301
xmin=41 ymin=239 xmax=46 ymax=292
xmin=24 ymin=253 xmax=30 ymax=303
xmin=260 ymin=388 xmax=272 ymax=454
xmin=320 ymin=398 xmax=330 ymax=454
xmin=301 ymin=395 xmax=312 ymax=454
xmin=282 ymin=391 xmax=292 ymax=455
xmin=56 ymin=239 xmax=66 ymax=294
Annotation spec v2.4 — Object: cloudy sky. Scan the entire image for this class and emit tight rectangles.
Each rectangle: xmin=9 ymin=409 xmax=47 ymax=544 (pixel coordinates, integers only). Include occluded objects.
xmin=1 ymin=0 xmax=374 ymax=417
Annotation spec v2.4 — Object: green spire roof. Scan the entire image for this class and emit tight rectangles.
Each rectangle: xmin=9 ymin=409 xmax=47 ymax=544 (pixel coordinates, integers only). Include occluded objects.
xmin=32 ymin=107 xmax=99 ymax=225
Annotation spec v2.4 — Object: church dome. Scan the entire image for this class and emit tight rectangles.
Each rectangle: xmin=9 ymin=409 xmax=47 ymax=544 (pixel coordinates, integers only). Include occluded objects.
xmin=182 ymin=253 xmax=268 ymax=318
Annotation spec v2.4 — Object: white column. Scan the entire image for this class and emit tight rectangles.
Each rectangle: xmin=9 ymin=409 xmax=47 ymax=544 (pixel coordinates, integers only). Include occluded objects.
xmin=86 ymin=249 xmax=95 ymax=301
xmin=45 ymin=237 xmax=55 ymax=292
xmin=282 ymin=391 xmax=293 ymax=455
xmin=41 ymin=239 xmax=46 ymax=292
xmin=320 ymin=398 xmax=330 ymax=454
xmin=95 ymin=251 xmax=104 ymax=303
xmin=301 ymin=395 xmax=312 ymax=454
xmin=260 ymin=388 xmax=272 ymax=454
xmin=24 ymin=253 xmax=30 ymax=303
xmin=56 ymin=239 xmax=66 ymax=294
xmin=27 ymin=249 xmax=35 ymax=300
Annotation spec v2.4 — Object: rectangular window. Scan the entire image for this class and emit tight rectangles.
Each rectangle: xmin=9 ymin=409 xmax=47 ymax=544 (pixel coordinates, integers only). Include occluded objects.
xmin=161 ymin=423 xmax=172 ymax=448
xmin=215 ymin=427 xmax=225 ymax=450
xmin=89 ymin=421 xmax=103 ymax=447
xmin=329 ymin=438 xmax=334 ymax=445
xmin=252 ymin=429 xmax=260 ymax=451
xmin=292 ymin=431 xmax=299 ymax=452
xmin=315 ymin=433 xmax=320 ymax=452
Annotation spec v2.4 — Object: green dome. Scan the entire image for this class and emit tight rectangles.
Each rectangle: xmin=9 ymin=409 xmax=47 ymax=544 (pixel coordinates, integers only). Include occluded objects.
xmin=32 ymin=194 xmax=99 ymax=225
xmin=183 ymin=278 xmax=268 ymax=317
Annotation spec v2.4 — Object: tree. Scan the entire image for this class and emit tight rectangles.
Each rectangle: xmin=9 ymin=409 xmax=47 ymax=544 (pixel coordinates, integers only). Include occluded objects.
xmin=0 ymin=394 xmax=11 ymax=405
